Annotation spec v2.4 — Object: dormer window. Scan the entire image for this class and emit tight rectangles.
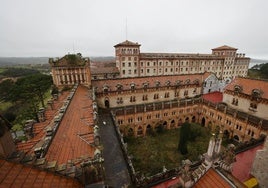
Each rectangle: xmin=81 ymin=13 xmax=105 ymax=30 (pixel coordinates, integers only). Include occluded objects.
xmin=175 ymin=80 xmax=182 ymax=87
xmin=234 ymin=85 xmax=242 ymax=95
xmin=130 ymin=83 xmax=135 ymax=91
xmin=155 ymin=81 xmax=160 ymax=88
xmin=103 ymin=85 xmax=109 ymax=93
xmin=193 ymin=79 xmax=200 ymax=85
xmin=251 ymin=89 xmax=261 ymax=101
xmin=166 ymin=80 xmax=171 ymax=87
xmin=185 ymin=79 xmax=190 ymax=84
xmin=116 ymin=84 xmax=123 ymax=93
xmin=143 ymin=82 xmax=149 ymax=91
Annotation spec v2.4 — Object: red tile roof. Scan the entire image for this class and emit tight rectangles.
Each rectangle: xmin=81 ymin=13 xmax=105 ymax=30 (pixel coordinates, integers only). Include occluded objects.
xmin=45 ymin=85 xmax=95 ymax=164
xmin=92 ymin=72 xmax=210 ymax=92
xmin=232 ymin=144 xmax=263 ymax=182
xmin=91 ymin=67 xmax=119 ymax=74
xmin=16 ymin=92 xmax=70 ymax=154
xmin=114 ymin=40 xmax=141 ymax=47
xmin=0 ymin=159 xmax=82 ymax=188
xmin=193 ymin=168 xmax=231 ymax=188
xmin=224 ymin=77 xmax=268 ymax=99
xmin=212 ymin=45 xmax=238 ymax=51
xmin=202 ymin=92 xmax=223 ymax=103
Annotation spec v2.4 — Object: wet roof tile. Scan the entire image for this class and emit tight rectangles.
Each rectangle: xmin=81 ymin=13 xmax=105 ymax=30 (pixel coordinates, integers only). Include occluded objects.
xmin=225 ymin=77 xmax=268 ymax=99
xmin=232 ymin=144 xmax=263 ymax=182
xmin=193 ymin=168 xmax=231 ymax=188
xmin=202 ymin=91 xmax=223 ymax=103
xmin=0 ymin=159 xmax=82 ymax=187
xmin=45 ymin=85 xmax=95 ymax=164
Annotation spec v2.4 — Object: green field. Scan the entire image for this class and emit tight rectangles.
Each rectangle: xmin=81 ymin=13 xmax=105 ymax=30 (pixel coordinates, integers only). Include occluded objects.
xmin=0 ymin=68 xmax=6 ymax=74
xmin=125 ymin=126 xmax=210 ymax=176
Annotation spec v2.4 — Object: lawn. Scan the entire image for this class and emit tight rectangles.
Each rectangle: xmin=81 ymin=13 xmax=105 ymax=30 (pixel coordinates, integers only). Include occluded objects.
xmin=125 ymin=125 xmax=210 ymax=176
xmin=0 ymin=101 xmax=13 ymax=112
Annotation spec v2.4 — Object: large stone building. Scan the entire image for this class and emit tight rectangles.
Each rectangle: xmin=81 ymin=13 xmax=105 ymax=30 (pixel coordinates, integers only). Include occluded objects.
xmin=47 ymin=41 xmax=267 ymax=188
xmin=114 ymin=40 xmax=250 ymax=81
xmin=47 ymin=41 xmax=267 ymax=142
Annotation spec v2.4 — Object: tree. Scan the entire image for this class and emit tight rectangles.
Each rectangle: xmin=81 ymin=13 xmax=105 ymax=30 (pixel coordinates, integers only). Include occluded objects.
xmin=0 ymin=79 xmax=14 ymax=101
xmin=178 ymin=122 xmax=191 ymax=155
xmin=8 ymin=73 xmax=52 ymax=122
xmin=259 ymin=63 xmax=268 ymax=79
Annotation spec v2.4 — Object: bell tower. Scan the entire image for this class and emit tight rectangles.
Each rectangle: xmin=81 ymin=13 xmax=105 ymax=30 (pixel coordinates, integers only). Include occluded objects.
xmin=114 ymin=40 xmax=141 ymax=78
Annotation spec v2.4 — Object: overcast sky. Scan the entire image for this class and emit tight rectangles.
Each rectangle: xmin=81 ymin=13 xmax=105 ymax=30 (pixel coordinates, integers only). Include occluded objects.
xmin=0 ymin=0 xmax=268 ymax=59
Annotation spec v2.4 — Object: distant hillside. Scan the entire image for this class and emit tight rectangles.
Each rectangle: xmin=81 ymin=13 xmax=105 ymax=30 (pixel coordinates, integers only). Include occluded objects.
xmin=250 ymin=58 xmax=268 ymax=68
xmin=0 ymin=57 xmax=49 ymax=66
xmin=0 ymin=56 xmax=115 ymax=66
xmin=90 ymin=56 xmax=115 ymax=62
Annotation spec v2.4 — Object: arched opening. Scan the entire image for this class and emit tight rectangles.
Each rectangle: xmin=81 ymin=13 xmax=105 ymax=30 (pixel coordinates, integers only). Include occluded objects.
xmin=178 ymin=118 xmax=182 ymax=127
xmin=233 ymin=135 xmax=239 ymax=141
xmin=163 ymin=121 xmax=167 ymax=129
xmin=104 ymin=98 xmax=110 ymax=108
xmin=128 ymin=128 xmax=134 ymax=137
xmin=192 ymin=116 xmax=196 ymax=123
xmin=208 ymin=121 xmax=212 ymax=131
xmin=146 ymin=124 xmax=152 ymax=135
xmin=170 ymin=120 xmax=175 ymax=128
xmin=185 ymin=117 xmax=189 ymax=122
xmin=201 ymin=117 xmax=206 ymax=127
xmin=137 ymin=126 xmax=143 ymax=136
xmin=223 ymin=130 xmax=230 ymax=140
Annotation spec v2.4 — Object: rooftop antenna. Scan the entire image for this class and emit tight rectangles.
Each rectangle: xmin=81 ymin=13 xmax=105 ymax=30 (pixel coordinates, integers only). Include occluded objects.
xmin=125 ymin=17 xmax=128 ymax=40
xmin=73 ymin=42 xmax=75 ymax=54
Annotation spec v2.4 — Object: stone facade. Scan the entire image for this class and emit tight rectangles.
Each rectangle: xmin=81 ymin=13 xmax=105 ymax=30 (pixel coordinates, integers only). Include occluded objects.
xmin=49 ymin=53 xmax=91 ymax=88
xmin=223 ymin=77 xmax=268 ymax=120
xmin=251 ymin=138 xmax=268 ymax=187
xmin=92 ymin=73 xmax=206 ymax=108
xmin=114 ymin=41 xmax=250 ymax=80
xmin=49 ymin=42 xmax=268 ymax=143
xmin=203 ymin=73 xmax=226 ymax=94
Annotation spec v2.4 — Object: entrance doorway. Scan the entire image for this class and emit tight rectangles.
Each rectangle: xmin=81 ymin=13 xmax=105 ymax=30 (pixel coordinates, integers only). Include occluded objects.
xmin=201 ymin=117 xmax=206 ymax=127
xmin=104 ymin=98 xmax=110 ymax=108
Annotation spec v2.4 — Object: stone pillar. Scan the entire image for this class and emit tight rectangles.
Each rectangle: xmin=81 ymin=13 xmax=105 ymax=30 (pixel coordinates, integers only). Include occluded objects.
xmin=207 ymin=136 xmax=216 ymax=158
xmin=38 ymin=108 xmax=46 ymax=122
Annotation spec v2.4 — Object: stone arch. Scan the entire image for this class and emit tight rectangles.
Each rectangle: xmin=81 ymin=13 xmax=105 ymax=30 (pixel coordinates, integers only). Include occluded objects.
xmin=146 ymin=124 xmax=152 ymax=135
xmin=128 ymin=128 xmax=134 ymax=137
xmin=178 ymin=118 xmax=183 ymax=127
xmin=163 ymin=121 xmax=167 ymax=129
xmin=104 ymin=97 xmax=110 ymax=108
xmin=201 ymin=117 xmax=206 ymax=127
xmin=207 ymin=121 xmax=212 ymax=131
xmin=185 ymin=117 xmax=189 ymax=122
xmin=233 ymin=135 xmax=239 ymax=141
xmin=192 ymin=116 xmax=196 ymax=123
xmin=137 ymin=126 xmax=143 ymax=136
xmin=170 ymin=119 xmax=176 ymax=128
xmin=155 ymin=121 xmax=166 ymax=133
xmin=223 ymin=130 xmax=230 ymax=139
